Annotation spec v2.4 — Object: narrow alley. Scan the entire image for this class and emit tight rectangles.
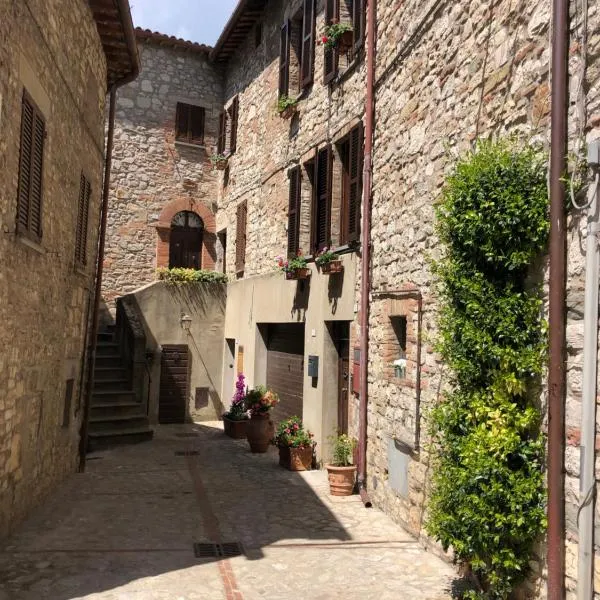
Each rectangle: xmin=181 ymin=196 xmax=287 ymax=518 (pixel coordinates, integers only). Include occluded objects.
xmin=0 ymin=424 xmax=453 ymax=600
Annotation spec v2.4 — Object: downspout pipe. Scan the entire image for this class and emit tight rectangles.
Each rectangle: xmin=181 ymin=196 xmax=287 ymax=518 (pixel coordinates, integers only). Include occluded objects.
xmin=577 ymin=143 xmax=600 ymax=600
xmin=547 ymin=0 xmax=569 ymax=596
xmin=357 ymin=0 xmax=376 ymax=508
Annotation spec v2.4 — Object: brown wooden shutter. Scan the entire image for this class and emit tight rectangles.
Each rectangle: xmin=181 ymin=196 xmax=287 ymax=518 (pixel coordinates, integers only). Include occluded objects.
xmin=313 ymin=146 xmax=332 ymax=252
xmin=353 ymin=0 xmax=365 ymax=51
xmin=279 ymin=21 xmax=290 ymax=96
xmin=190 ymin=106 xmax=205 ymax=144
xmin=75 ymin=173 xmax=91 ymax=265
xmin=235 ymin=200 xmax=247 ymax=275
xmin=347 ymin=123 xmax=363 ymax=242
xmin=17 ymin=91 xmax=44 ymax=240
xmin=175 ymin=102 xmax=188 ymax=141
xmin=217 ymin=112 xmax=227 ymax=154
xmin=301 ymin=0 xmax=315 ymax=88
xmin=287 ymin=167 xmax=301 ymax=257
xmin=229 ymin=96 xmax=239 ymax=154
xmin=323 ymin=0 xmax=338 ymax=84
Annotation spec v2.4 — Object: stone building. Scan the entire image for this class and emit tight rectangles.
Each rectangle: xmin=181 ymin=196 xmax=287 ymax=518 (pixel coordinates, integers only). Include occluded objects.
xmin=0 ymin=0 xmax=138 ymax=537
xmin=101 ymin=0 xmax=600 ymax=596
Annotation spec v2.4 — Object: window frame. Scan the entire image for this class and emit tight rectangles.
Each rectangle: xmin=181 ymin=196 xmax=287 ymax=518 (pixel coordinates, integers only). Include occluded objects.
xmin=175 ymin=102 xmax=206 ymax=146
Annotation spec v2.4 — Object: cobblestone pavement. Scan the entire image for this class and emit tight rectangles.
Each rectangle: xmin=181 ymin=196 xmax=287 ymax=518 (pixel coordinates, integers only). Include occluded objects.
xmin=0 ymin=423 xmax=455 ymax=600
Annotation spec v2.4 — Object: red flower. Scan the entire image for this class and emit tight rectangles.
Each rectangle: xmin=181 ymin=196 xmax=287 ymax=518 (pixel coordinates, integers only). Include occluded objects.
xmin=322 ymin=36 xmax=329 ymax=44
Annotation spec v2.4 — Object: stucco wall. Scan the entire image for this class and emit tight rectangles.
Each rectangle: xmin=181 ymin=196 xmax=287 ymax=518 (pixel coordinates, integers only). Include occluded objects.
xmin=0 ymin=0 xmax=107 ymax=538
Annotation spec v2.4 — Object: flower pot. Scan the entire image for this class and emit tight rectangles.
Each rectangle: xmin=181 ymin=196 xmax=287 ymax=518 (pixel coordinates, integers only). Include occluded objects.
xmin=320 ymin=260 xmax=343 ymax=274
xmin=289 ymin=446 xmax=313 ymax=471
xmin=285 ymin=268 xmax=310 ymax=280
xmin=337 ymin=30 xmax=354 ymax=52
xmin=213 ymin=160 xmax=227 ymax=171
xmin=223 ymin=415 xmax=248 ymax=439
xmin=246 ymin=413 xmax=274 ymax=453
xmin=278 ymin=444 xmax=291 ymax=468
xmin=326 ymin=464 xmax=357 ymax=496
xmin=279 ymin=105 xmax=297 ymax=119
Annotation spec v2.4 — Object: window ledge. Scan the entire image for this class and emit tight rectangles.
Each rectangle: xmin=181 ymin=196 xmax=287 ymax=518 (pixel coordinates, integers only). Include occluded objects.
xmin=174 ymin=140 xmax=206 ymax=150
xmin=16 ymin=234 xmax=45 ymax=255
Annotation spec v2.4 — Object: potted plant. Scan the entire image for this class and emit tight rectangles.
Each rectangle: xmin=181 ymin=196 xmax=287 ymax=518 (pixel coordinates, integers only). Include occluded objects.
xmin=321 ymin=20 xmax=354 ymax=52
xmin=210 ymin=153 xmax=228 ymax=171
xmin=315 ymin=247 xmax=343 ymax=274
xmin=326 ymin=433 xmax=357 ymax=496
xmin=393 ymin=357 xmax=407 ymax=378
xmin=245 ymin=385 xmax=279 ymax=453
xmin=273 ymin=416 xmax=315 ymax=471
xmin=277 ymin=94 xmax=298 ymax=119
xmin=222 ymin=373 xmax=249 ymax=438
xmin=276 ymin=251 xmax=310 ymax=280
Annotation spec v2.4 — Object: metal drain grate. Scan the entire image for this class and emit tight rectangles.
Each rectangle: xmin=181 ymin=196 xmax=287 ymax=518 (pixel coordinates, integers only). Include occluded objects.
xmin=175 ymin=450 xmax=200 ymax=456
xmin=175 ymin=433 xmax=200 ymax=438
xmin=193 ymin=542 xmax=244 ymax=558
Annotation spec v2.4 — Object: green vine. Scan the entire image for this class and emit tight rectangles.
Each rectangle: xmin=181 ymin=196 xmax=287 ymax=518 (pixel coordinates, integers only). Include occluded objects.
xmin=156 ymin=268 xmax=228 ymax=284
xmin=425 ymin=140 xmax=548 ymax=599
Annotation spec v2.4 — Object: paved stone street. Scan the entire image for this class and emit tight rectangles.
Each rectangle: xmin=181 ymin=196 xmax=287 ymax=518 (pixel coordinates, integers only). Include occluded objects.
xmin=0 ymin=423 xmax=455 ymax=600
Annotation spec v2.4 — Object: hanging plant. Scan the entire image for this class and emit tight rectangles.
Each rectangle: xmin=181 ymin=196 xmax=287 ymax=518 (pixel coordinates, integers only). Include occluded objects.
xmin=425 ymin=139 xmax=549 ymax=599
xmin=320 ymin=21 xmax=353 ymax=51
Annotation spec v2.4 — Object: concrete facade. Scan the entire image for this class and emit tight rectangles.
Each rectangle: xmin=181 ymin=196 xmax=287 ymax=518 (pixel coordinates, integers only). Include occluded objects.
xmin=0 ymin=0 xmax=130 ymax=538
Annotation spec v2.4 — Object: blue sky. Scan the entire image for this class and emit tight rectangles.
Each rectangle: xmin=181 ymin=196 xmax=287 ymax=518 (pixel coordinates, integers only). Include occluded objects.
xmin=130 ymin=0 xmax=239 ymax=46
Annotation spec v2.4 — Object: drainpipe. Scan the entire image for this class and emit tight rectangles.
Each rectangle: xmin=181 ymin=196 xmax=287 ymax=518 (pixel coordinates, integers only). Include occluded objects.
xmin=357 ymin=0 xmax=376 ymax=508
xmin=547 ymin=0 xmax=569 ymax=595
xmin=577 ymin=143 xmax=600 ymax=600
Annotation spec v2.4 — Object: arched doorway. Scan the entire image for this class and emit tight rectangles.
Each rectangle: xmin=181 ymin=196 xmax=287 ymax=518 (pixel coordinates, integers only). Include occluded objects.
xmin=169 ymin=211 xmax=204 ymax=269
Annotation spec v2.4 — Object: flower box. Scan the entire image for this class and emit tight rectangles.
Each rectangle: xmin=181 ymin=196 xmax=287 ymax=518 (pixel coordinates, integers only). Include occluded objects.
xmin=223 ymin=415 xmax=248 ymax=439
xmin=321 ymin=260 xmax=343 ymax=274
xmin=286 ymin=268 xmax=310 ymax=280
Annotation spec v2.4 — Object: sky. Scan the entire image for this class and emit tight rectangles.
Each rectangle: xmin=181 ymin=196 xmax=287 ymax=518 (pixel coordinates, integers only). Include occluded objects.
xmin=130 ymin=0 xmax=240 ymax=46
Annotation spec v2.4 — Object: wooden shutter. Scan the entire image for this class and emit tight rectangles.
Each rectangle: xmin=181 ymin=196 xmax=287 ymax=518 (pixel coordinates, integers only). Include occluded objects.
xmin=17 ymin=91 xmax=44 ymax=240
xmin=313 ymin=146 xmax=332 ymax=252
xmin=301 ymin=0 xmax=315 ymax=88
xmin=353 ymin=0 xmax=365 ymax=51
xmin=347 ymin=123 xmax=363 ymax=242
xmin=229 ymin=96 xmax=239 ymax=154
xmin=324 ymin=0 xmax=338 ymax=84
xmin=75 ymin=173 xmax=91 ymax=265
xmin=279 ymin=21 xmax=291 ymax=96
xmin=190 ymin=106 xmax=205 ymax=144
xmin=217 ymin=112 xmax=227 ymax=155
xmin=175 ymin=103 xmax=188 ymax=141
xmin=287 ymin=167 xmax=301 ymax=257
xmin=235 ymin=201 xmax=247 ymax=275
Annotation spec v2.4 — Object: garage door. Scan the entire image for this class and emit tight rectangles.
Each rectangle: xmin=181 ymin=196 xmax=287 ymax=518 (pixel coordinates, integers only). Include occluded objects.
xmin=266 ymin=324 xmax=305 ymax=427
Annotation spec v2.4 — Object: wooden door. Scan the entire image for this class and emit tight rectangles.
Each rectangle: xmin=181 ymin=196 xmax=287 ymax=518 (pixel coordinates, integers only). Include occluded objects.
xmin=159 ymin=345 xmax=190 ymax=424
xmin=333 ymin=322 xmax=350 ymax=434
xmin=169 ymin=228 xmax=202 ymax=269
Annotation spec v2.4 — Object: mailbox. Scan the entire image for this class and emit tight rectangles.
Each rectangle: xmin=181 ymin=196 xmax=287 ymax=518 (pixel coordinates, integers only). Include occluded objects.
xmin=307 ymin=355 xmax=319 ymax=378
xmin=352 ymin=346 xmax=361 ymax=395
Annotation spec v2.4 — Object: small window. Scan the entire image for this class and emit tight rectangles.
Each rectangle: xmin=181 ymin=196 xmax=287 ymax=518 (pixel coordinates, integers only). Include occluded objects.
xmin=75 ymin=173 xmax=91 ymax=266
xmin=63 ymin=379 xmax=74 ymax=428
xmin=175 ymin=102 xmax=205 ymax=145
xmin=17 ymin=89 xmax=45 ymax=241
xmin=390 ymin=316 xmax=407 ymax=379
xmin=218 ymin=230 xmax=227 ymax=274
xmin=255 ymin=22 xmax=263 ymax=48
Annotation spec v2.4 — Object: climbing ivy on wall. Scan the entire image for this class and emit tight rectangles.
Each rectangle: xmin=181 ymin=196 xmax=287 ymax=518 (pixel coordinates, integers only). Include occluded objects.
xmin=425 ymin=140 xmax=549 ymax=599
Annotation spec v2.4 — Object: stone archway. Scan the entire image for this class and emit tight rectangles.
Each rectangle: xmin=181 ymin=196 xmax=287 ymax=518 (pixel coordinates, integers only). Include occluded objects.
xmin=155 ymin=199 xmax=216 ymax=270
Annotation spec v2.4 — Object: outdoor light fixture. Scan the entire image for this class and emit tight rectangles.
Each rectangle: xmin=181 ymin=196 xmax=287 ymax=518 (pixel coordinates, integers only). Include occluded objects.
xmin=180 ymin=313 xmax=192 ymax=332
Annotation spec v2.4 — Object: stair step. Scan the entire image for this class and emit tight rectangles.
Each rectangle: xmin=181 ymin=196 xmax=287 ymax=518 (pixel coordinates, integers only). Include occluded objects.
xmin=89 ymin=415 xmax=150 ymax=433
xmin=93 ymin=390 xmax=136 ymax=404
xmin=97 ymin=332 xmax=114 ymax=343
xmin=88 ymin=427 xmax=154 ymax=451
xmin=94 ymin=367 xmax=128 ymax=381
xmin=91 ymin=401 xmax=144 ymax=419
xmin=96 ymin=343 xmax=120 ymax=356
xmin=95 ymin=355 xmax=123 ymax=368
xmin=94 ymin=378 xmax=130 ymax=391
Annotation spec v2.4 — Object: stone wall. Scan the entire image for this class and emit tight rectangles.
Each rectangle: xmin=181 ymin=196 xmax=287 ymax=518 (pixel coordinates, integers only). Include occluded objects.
xmin=101 ymin=38 xmax=224 ymax=313
xmin=0 ymin=0 xmax=108 ymax=538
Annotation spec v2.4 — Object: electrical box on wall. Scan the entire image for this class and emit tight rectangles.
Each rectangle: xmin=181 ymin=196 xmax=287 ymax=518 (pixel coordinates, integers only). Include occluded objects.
xmin=307 ymin=355 xmax=319 ymax=378
xmin=352 ymin=346 xmax=361 ymax=395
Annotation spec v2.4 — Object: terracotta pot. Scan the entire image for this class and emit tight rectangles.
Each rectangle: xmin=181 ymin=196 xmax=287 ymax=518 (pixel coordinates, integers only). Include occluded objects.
xmin=278 ymin=445 xmax=291 ymax=468
xmin=336 ymin=30 xmax=354 ymax=52
xmin=279 ymin=105 xmax=297 ymax=119
xmin=246 ymin=413 xmax=274 ymax=453
xmin=285 ymin=268 xmax=310 ymax=280
xmin=320 ymin=260 xmax=343 ymax=274
xmin=223 ymin=415 xmax=248 ymax=439
xmin=214 ymin=160 xmax=227 ymax=171
xmin=326 ymin=464 xmax=357 ymax=496
xmin=289 ymin=446 xmax=313 ymax=471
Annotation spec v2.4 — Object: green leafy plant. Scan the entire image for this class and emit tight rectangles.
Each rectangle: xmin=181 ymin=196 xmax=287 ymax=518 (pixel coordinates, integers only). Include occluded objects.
xmin=321 ymin=21 xmax=353 ymax=50
xmin=156 ymin=268 xmax=228 ymax=284
xmin=210 ymin=153 xmax=228 ymax=168
xmin=276 ymin=251 xmax=308 ymax=274
xmin=277 ymin=94 xmax=298 ymax=115
xmin=315 ymin=247 xmax=340 ymax=266
xmin=273 ymin=416 xmax=314 ymax=448
xmin=425 ymin=139 xmax=548 ymax=599
xmin=328 ymin=433 xmax=356 ymax=466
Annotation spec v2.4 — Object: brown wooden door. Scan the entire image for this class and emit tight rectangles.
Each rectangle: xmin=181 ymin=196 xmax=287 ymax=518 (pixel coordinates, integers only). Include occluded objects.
xmin=332 ymin=322 xmax=350 ymax=434
xmin=169 ymin=228 xmax=202 ymax=269
xmin=159 ymin=345 xmax=190 ymax=424
xmin=266 ymin=324 xmax=305 ymax=427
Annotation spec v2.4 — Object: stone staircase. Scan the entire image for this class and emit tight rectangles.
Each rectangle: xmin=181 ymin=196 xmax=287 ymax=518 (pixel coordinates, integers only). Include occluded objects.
xmin=88 ymin=327 xmax=153 ymax=451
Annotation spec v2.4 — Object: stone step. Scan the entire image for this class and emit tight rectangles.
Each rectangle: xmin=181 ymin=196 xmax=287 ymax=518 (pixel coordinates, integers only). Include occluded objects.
xmin=89 ymin=414 xmax=150 ymax=433
xmin=88 ymin=427 xmax=154 ymax=452
xmin=91 ymin=401 xmax=144 ymax=419
xmin=95 ymin=355 xmax=123 ymax=369
xmin=97 ymin=331 xmax=114 ymax=343
xmin=96 ymin=342 xmax=120 ymax=357
xmin=94 ymin=378 xmax=130 ymax=391
xmin=92 ymin=390 xmax=136 ymax=404
xmin=94 ymin=367 xmax=128 ymax=381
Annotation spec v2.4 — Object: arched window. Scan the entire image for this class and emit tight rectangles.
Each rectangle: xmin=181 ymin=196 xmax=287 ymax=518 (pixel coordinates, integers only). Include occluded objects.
xmin=169 ymin=211 xmax=204 ymax=269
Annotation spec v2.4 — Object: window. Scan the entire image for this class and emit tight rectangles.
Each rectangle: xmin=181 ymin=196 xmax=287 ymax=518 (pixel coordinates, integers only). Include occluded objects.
xmin=218 ymin=230 xmax=227 ymax=274
xmin=287 ymin=167 xmax=302 ymax=257
xmin=324 ymin=0 xmax=365 ymax=83
xmin=175 ymin=102 xmax=205 ymax=145
xmin=311 ymin=146 xmax=333 ymax=253
xmin=75 ymin=173 xmax=91 ymax=266
xmin=255 ymin=22 xmax=263 ymax=48
xmin=235 ymin=201 xmax=247 ymax=276
xmin=340 ymin=123 xmax=363 ymax=244
xmin=169 ymin=211 xmax=204 ymax=269
xmin=229 ymin=96 xmax=239 ymax=155
xmin=217 ymin=112 xmax=227 ymax=155
xmin=16 ymin=90 xmax=45 ymax=241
